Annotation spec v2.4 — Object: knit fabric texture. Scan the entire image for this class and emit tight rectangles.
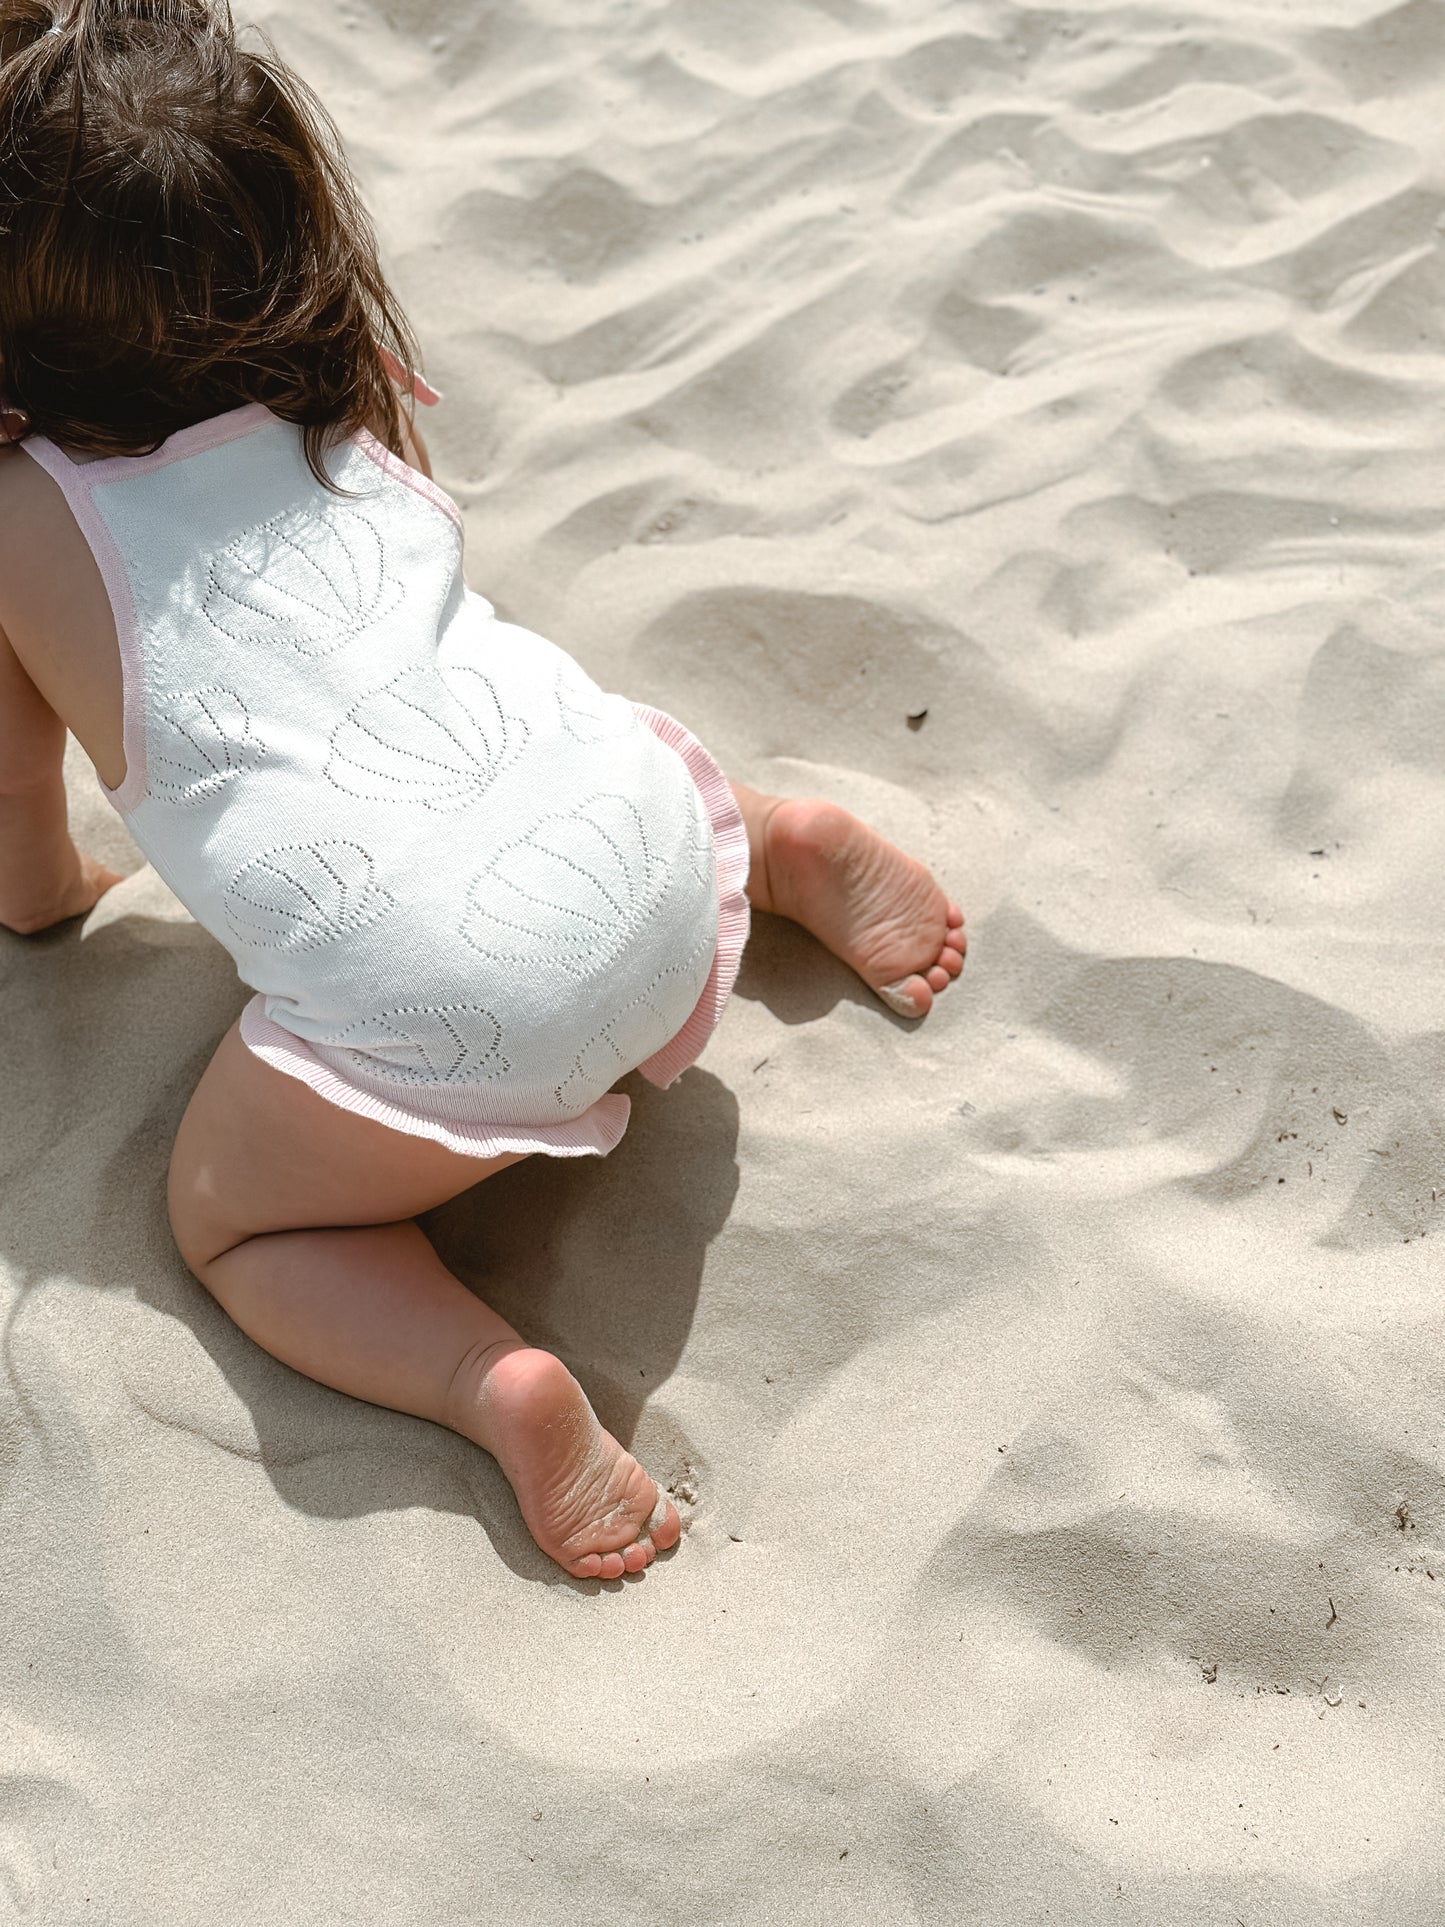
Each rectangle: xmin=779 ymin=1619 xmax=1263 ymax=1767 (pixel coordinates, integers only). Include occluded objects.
xmin=23 ymin=407 xmax=747 ymax=1157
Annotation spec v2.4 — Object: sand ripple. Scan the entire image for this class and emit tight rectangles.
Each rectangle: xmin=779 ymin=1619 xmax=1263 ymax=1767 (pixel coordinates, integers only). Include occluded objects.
xmin=5 ymin=0 xmax=1445 ymax=1916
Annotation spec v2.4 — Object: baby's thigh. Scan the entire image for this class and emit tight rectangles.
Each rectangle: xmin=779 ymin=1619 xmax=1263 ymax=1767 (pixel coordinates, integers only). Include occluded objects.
xmin=167 ymin=1021 xmax=523 ymax=1270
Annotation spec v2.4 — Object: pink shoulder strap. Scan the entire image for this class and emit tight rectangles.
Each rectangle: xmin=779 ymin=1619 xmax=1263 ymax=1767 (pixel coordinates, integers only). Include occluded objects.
xmin=13 ymin=430 xmax=84 ymax=493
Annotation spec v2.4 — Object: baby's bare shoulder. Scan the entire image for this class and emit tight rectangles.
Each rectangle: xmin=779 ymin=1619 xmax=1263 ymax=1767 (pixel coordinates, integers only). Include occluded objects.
xmin=0 ymin=443 xmax=82 ymax=640
xmin=0 ymin=441 xmax=100 ymax=610
xmin=0 ymin=441 xmax=41 ymax=496
xmin=0 ymin=443 xmax=62 ymax=586
xmin=0 ymin=439 xmax=35 ymax=504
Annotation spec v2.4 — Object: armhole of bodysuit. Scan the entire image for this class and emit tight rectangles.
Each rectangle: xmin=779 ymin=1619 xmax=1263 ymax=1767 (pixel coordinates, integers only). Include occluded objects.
xmin=18 ymin=436 xmax=149 ymax=813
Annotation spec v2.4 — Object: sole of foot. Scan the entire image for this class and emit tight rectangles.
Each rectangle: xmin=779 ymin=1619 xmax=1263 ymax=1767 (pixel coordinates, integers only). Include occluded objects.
xmin=469 ymin=1346 xmax=682 ymax=1581
xmin=762 ymin=797 xmax=965 ymax=1018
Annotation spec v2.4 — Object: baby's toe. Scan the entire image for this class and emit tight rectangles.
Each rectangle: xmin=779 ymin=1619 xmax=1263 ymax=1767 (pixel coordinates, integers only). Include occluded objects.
xmin=940 ymin=944 xmax=964 ymax=977
xmin=571 ymin=1553 xmax=604 ymax=1579
xmin=926 ymin=963 xmax=950 ymax=993
xmin=621 ymin=1539 xmax=652 ymax=1574
xmin=877 ymin=974 xmax=935 ymax=1019
xmin=648 ymin=1495 xmax=682 ymax=1551
xmin=597 ymin=1550 xmax=627 ymax=1580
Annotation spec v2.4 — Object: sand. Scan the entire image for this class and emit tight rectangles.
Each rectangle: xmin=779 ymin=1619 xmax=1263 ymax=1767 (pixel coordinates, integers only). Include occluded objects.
xmin=4 ymin=0 xmax=1445 ymax=1917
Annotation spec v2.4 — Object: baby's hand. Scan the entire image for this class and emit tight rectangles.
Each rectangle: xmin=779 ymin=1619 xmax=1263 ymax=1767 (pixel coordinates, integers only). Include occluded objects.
xmin=1 ymin=852 xmax=123 ymax=935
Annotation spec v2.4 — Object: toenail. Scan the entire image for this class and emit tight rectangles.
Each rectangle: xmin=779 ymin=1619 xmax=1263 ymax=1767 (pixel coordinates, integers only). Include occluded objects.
xmin=644 ymin=1493 xmax=671 ymax=1535
xmin=877 ymin=979 xmax=922 ymax=1018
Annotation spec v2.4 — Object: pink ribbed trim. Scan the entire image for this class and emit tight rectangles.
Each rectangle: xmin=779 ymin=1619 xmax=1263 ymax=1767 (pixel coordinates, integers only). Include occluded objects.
xmin=353 ymin=428 xmax=465 ymax=537
xmin=24 ymin=403 xmax=272 ymax=488
xmin=239 ymin=1000 xmax=632 ymax=1160
xmin=631 ymin=704 xmax=752 ymax=1090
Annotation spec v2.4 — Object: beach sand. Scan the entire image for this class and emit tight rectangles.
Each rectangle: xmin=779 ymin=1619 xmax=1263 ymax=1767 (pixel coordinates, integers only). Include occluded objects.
xmin=5 ymin=0 xmax=1445 ymax=1916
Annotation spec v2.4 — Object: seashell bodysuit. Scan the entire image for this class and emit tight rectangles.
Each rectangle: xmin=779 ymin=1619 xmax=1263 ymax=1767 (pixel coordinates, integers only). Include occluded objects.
xmin=23 ymin=404 xmax=750 ymax=1157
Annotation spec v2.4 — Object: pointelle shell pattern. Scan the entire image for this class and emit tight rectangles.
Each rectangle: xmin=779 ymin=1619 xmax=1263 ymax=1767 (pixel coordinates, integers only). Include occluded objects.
xmin=553 ymin=661 xmax=628 ymax=744
xmin=203 ymin=504 xmax=403 ymax=658
xmin=324 ymin=661 xmax=529 ymax=812
xmin=223 ymin=839 xmax=397 ymax=952
xmin=149 ymin=684 xmax=267 ymax=805
xmin=459 ymin=789 xmax=711 ymax=981
xmin=553 ymin=927 xmax=718 ymax=1112
xmin=325 ymin=1003 xmax=510 ymax=1087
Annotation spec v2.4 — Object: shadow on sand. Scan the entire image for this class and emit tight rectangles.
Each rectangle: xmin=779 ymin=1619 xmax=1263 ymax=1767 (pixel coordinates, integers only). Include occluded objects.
xmin=0 ymin=905 xmax=741 ymax=1585
xmin=729 ymin=901 xmax=919 ymax=1028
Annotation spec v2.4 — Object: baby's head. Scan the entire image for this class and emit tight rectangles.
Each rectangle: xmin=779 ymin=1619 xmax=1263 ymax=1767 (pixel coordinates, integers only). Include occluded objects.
xmin=0 ymin=0 xmax=417 ymax=472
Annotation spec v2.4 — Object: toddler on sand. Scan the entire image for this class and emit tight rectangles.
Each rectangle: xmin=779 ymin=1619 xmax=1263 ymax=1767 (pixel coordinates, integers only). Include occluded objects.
xmin=0 ymin=0 xmax=964 ymax=1579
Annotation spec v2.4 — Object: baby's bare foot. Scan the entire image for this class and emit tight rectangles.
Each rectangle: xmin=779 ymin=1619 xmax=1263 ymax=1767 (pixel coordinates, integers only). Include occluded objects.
xmin=461 ymin=1346 xmax=681 ymax=1580
xmin=760 ymin=798 xmax=965 ymax=1018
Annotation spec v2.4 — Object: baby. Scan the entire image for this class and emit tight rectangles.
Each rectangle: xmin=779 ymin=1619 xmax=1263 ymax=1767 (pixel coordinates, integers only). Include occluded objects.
xmin=0 ymin=0 xmax=964 ymax=1580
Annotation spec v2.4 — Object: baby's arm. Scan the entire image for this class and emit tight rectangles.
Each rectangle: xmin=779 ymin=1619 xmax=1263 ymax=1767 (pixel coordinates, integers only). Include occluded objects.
xmin=0 ymin=623 xmax=119 ymax=933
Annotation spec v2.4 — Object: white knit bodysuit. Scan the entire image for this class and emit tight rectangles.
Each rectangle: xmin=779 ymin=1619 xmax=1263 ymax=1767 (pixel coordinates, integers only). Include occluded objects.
xmin=24 ymin=404 xmax=751 ymax=1157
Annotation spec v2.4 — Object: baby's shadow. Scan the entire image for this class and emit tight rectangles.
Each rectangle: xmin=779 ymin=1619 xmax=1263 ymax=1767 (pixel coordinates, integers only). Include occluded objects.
xmin=422 ymin=1063 xmax=740 ymax=1448
xmin=1 ymin=908 xmax=741 ymax=1587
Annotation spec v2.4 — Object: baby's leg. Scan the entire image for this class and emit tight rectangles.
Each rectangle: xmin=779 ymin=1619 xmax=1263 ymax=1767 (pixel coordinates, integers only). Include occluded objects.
xmin=730 ymin=784 xmax=966 ymax=1018
xmin=167 ymin=1023 xmax=680 ymax=1580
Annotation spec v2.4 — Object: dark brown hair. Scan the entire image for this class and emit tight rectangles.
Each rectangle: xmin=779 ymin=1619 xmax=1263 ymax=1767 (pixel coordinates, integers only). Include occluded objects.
xmin=0 ymin=0 xmax=420 ymax=479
